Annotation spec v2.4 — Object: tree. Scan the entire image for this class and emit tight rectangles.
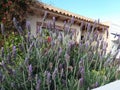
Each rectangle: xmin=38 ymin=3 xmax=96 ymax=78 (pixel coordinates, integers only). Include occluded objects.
xmin=0 ymin=0 xmax=37 ymax=47
xmin=0 ymin=0 xmax=36 ymax=29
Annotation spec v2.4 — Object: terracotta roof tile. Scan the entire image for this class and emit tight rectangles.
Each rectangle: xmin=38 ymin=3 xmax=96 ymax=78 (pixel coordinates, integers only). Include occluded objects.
xmin=35 ymin=1 xmax=109 ymax=28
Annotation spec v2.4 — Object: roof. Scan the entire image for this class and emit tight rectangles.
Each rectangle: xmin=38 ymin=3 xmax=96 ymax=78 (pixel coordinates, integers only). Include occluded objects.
xmin=30 ymin=1 xmax=109 ymax=28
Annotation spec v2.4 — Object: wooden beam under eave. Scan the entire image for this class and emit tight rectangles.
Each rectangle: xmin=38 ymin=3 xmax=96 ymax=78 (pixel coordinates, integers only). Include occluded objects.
xmin=55 ymin=16 xmax=60 ymax=21
xmin=74 ymin=21 xmax=78 ymax=25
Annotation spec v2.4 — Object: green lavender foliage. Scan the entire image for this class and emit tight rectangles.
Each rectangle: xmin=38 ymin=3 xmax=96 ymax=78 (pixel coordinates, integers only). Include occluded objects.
xmin=0 ymin=13 xmax=120 ymax=90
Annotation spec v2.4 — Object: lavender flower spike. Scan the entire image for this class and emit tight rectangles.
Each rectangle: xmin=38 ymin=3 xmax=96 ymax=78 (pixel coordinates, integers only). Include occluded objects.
xmin=63 ymin=21 xmax=67 ymax=29
xmin=65 ymin=53 xmax=70 ymax=62
xmin=70 ymin=16 xmax=74 ymax=26
xmin=43 ymin=11 xmax=48 ymax=22
xmin=0 ymin=70 xmax=3 ymax=82
xmin=26 ymin=21 xmax=31 ymax=32
xmin=28 ymin=64 xmax=32 ymax=78
xmin=53 ymin=16 xmax=56 ymax=30
xmin=47 ymin=72 xmax=51 ymax=85
xmin=1 ymin=61 xmax=6 ymax=69
xmin=13 ymin=17 xmax=23 ymax=34
xmin=36 ymin=79 xmax=41 ymax=90
xmin=52 ymin=68 xmax=58 ymax=80
xmin=79 ymin=77 xmax=84 ymax=87
xmin=1 ymin=23 xmax=4 ymax=35
xmin=28 ymin=64 xmax=32 ymax=74
xmin=80 ymin=67 xmax=85 ymax=78
xmin=58 ymin=32 xmax=63 ymax=44
xmin=1 ymin=47 xmax=4 ymax=58
xmin=12 ymin=46 xmax=16 ymax=59
xmin=13 ymin=17 xmax=18 ymax=29
xmin=93 ymin=82 xmax=99 ymax=88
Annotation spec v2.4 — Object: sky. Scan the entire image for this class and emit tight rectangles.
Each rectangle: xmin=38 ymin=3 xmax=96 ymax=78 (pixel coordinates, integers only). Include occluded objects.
xmin=40 ymin=0 xmax=120 ymax=35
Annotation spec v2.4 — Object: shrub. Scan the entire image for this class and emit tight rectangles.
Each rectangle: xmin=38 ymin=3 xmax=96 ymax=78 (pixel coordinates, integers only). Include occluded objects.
xmin=0 ymin=13 xmax=120 ymax=90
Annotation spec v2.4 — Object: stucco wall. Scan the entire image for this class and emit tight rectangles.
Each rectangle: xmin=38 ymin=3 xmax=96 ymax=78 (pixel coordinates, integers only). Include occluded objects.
xmin=26 ymin=15 xmax=110 ymax=51
xmin=27 ymin=15 xmax=81 ymax=42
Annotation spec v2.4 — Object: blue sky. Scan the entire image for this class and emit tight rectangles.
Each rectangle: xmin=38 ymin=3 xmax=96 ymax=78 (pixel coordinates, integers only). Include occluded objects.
xmin=40 ymin=0 xmax=120 ymax=34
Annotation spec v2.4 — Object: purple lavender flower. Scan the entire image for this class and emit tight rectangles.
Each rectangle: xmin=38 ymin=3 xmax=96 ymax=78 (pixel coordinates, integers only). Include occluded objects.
xmin=70 ymin=16 xmax=74 ymax=26
xmin=64 ymin=27 xmax=68 ymax=36
xmin=1 ymin=47 xmax=4 ymax=58
xmin=79 ymin=42 xmax=82 ymax=48
xmin=79 ymin=58 xmax=83 ymax=67
xmin=27 ymin=32 xmax=31 ymax=43
xmin=60 ymin=68 xmax=64 ymax=77
xmin=29 ymin=42 xmax=34 ymax=51
xmin=85 ymin=42 xmax=89 ymax=48
xmin=1 ymin=61 xmax=6 ymax=69
xmin=52 ymin=68 xmax=58 ymax=80
xmin=26 ymin=21 xmax=31 ymax=32
xmin=65 ymin=53 xmax=70 ymax=62
xmin=12 ymin=46 xmax=16 ymax=59
xmin=36 ymin=79 xmax=41 ymax=90
xmin=43 ymin=11 xmax=47 ymax=21
xmin=18 ymin=26 xmax=23 ymax=33
xmin=100 ymin=40 xmax=104 ymax=49
xmin=58 ymin=47 xmax=62 ymax=56
xmin=1 ymin=23 xmax=4 ymax=35
xmin=80 ymin=21 xmax=84 ymax=30
xmin=13 ymin=17 xmax=23 ymax=34
xmin=36 ymin=26 xmax=40 ymax=34
xmin=44 ymin=71 xmax=48 ymax=76
xmin=39 ymin=27 xmax=43 ymax=36
xmin=93 ymin=82 xmax=99 ymax=88
xmin=53 ymin=17 xmax=56 ymax=22
xmin=46 ymin=72 xmax=51 ymax=85
xmin=61 ymin=79 xmax=67 ymax=87
xmin=87 ymin=23 xmax=91 ymax=31
xmin=102 ymin=41 xmax=107 ymax=50
xmin=53 ymin=17 xmax=56 ymax=25
xmin=77 ymin=66 xmax=85 ymax=79
xmin=51 ymin=40 xmax=55 ymax=48
xmin=79 ymin=77 xmax=84 ymax=87
xmin=0 ymin=70 xmax=3 ymax=82
xmin=12 ymin=69 xmax=16 ymax=76
xmin=63 ymin=21 xmax=67 ymax=29
xmin=58 ymin=32 xmax=63 ymax=44
xmin=28 ymin=64 xmax=32 ymax=79
xmin=91 ymin=21 xmax=96 ymax=34
xmin=11 ymin=82 xmax=15 ymax=88
xmin=24 ymin=57 xmax=29 ymax=65
xmin=106 ymin=29 xmax=109 ymax=38
xmin=47 ymin=21 xmax=52 ymax=31
xmin=93 ymin=32 xmax=98 ymax=41
xmin=80 ymin=67 xmax=85 ymax=78
xmin=13 ymin=17 xmax=18 ymax=29
xmin=59 ymin=63 xmax=63 ymax=70
xmin=7 ymin=53 xmax=11 ymax=64
xmin=68 ymin=41 xmax=75 ymax=47
xmin=95 ymin=82 xmax=99 ymax=87
xmin=96 ymin=41 xmax=99 ymax=49
xmin=66 ymin=26 xmax=71 ymax=34
xmin=99 ymin=34 xmax=103 ymax=40
xmin=70 ymin=32 xmax=73 ymax=39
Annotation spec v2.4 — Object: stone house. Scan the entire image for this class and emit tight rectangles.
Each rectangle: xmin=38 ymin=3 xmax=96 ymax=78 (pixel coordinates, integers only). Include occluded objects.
xmin=27 ymin=1 xmax=110 ymax=50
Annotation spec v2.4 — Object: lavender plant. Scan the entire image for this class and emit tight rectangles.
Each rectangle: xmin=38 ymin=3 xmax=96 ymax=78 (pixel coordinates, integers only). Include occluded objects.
xmin=0 ymin=13 xmax=120 ymax=90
